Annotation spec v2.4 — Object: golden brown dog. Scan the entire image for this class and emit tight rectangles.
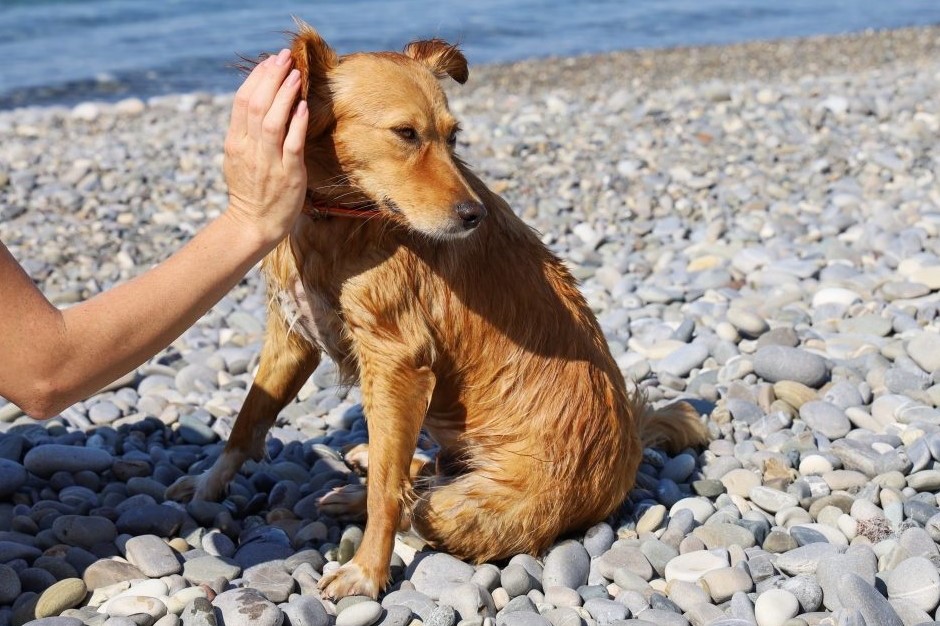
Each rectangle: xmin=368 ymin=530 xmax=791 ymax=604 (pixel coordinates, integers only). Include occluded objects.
xmin=167 ymin=21 xmax=708 ymax=599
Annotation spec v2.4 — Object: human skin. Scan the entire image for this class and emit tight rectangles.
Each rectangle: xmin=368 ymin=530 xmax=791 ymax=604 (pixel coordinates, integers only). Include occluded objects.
xmin=0 ymin=48 xmax=309 ymax=419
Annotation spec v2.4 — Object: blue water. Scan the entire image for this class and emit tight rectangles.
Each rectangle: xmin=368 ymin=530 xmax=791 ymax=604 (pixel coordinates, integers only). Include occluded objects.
xmin=1 ymin=0 xmax=938 ymax=110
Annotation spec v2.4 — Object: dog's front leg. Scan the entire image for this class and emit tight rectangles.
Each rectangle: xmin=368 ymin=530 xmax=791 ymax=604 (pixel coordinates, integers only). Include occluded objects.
xmin=318 ymin=362 xmax=435 ymax=599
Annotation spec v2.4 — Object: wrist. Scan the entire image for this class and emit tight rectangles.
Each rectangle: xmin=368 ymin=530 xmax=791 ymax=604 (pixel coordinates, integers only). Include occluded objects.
xmin=220 ymin=205 xmax=287 ymax=252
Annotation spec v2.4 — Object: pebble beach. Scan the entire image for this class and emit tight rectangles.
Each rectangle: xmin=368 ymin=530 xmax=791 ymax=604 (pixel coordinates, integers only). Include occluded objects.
xmin=2 ymin=23 xmax=940 ymax=626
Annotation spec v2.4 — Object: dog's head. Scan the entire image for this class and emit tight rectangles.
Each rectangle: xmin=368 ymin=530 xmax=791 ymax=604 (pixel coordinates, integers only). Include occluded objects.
xmin=289 ymin=21 xmax=486 ymax=239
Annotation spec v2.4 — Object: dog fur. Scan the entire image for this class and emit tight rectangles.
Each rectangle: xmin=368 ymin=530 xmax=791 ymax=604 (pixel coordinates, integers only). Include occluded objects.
xmin=167 ymin=21 xmax=708 ymax=599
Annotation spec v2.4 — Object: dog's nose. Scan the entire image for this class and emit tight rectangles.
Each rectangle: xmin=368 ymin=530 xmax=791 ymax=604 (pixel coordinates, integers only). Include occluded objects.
xmin=455 ymin=201 xmax=487 ymax=229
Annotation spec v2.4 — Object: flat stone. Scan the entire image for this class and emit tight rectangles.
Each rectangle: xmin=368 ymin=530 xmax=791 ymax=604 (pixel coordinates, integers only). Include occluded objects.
xmin=749 ymin=486 xmax=799 ymax=513
xmin=107 ymin=596 xmax=168 ymax=621
xmin=582 ymin=598 xmax=628 ymax=625
xmin=780 ymin=574 xmax=823 ymax=613
xmin=720 ymin=469 xmax=761 ymax=498
xmin=115 ymin=504 xmax=184 ymax=537
xmin=82 ymin=560 xmax=146 ymax=590
xmin=597 ymin=546 xmax=653 ymax=581
xmin=52 ymin=516 xmax=117 ymax=549
xmin=382 ymin=590 xmax=437 ymax=621
xmin=407 ymin=553 xmax=476 ymax=601
xmin=799 ymin=401 xmax=851 ymax=439
xmin=908 ymin=333 xmax=940 ymax=373
xmin=23 ymin=445 xmax=113 ymax=477
xmin=182 ymin=556 xmax=241 ymax=586
xmin=124 ymin=535 xmax=180 ymax=578
xmin=438 ymin=582 xmax=496 ymax=620
xmin=775 ymin=544 xmax=842 ymax=576
xmin=180 ymin=597 xmax=217 ymax=626
xmin=837 ymin=573 xmax=903 ymax=626
xmin=656 ymin=344 xmax=709 ymax=377
xmin=816 ymin=545 xmax=877 ymax=611
xmin=664 ymin=550 xmax=728 ymax=583
xmin=244 ymin=561 xmax=295 ymax=603
xmin=213 ymin=588 xmax=281 ymax=626
xmin=701 ymin=566 xmax=753 ymax=602
xmin=692 ymin=524 xmax=756 ymax=550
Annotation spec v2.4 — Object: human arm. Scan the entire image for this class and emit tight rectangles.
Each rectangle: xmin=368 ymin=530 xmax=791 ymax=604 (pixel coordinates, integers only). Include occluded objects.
xmin=0 ymin=49 xmax=308 ymax=419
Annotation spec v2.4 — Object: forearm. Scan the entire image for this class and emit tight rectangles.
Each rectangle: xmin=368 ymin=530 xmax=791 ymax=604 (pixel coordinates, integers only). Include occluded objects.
xmin=19 ymin=212 xmax=276 ymax=417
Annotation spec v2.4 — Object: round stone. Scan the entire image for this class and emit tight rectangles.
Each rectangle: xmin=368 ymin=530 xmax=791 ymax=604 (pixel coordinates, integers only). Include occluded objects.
xmin=541 ymin=540 xmax=590 ymax=590
xmin=754 ymin=589 xmax=799 ymax=626
xmin=887 ymin=556 xmax=940 ymax=612
xmin=0 ymin=459 xmax=27 ymax=498
xmin=337 ymin=600 xmax=384 ymax=626
xmin=720 ymin=469 xmax=761 ymax=498
xmin=753 ymin=347 xmax=830 ymax=388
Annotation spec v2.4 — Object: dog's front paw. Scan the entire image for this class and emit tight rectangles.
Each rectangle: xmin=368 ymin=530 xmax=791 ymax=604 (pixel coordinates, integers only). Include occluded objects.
xmin=318 ymin=561 xmax=383 ymax=600
xmin=165 ymin=475 xmax=199 ymax=502
xmin=165 ymin=472 xmax=227 ymax=503
xmin=318 ymin=484 xmax=367 ymax=521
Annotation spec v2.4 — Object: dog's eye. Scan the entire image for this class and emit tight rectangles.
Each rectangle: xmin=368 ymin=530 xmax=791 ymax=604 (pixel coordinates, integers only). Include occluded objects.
xmin=447 ymin=129 xmax=459 ymax=147
xmin=393 ymin=126 xmax=418 ymax=142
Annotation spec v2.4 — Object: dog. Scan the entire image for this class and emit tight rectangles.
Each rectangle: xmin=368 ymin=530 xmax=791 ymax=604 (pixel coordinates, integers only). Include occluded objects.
xmin=167 ymin=21 xmax=708 ymax=599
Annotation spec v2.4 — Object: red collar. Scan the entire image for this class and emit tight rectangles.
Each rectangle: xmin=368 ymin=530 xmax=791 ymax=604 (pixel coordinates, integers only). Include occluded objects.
xmin=303 ymin=192 xmax=382 ymax=220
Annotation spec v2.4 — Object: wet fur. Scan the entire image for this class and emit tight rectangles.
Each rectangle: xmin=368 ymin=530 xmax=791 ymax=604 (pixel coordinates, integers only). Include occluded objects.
xmin=168 ymin=21 xmax=708 ymax=598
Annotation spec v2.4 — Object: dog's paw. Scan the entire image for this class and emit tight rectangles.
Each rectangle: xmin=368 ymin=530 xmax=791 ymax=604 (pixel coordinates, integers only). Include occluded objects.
xmin=165 ymin=475 xmax=199 ymax=502
xmin=164 ymin=472 xmax=227 ymax=503
xmin=343 ymin=443 xmax=370 ymax=474
xmin=318 ymin=484 xmax=367 ymax=521
xmin=318 ymin=561 xmax=383 ymax=600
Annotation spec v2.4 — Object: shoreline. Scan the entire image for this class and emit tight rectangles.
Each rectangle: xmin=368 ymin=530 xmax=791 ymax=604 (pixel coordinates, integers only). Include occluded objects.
xmin=0 ymin=24 xmax=938 ymax=116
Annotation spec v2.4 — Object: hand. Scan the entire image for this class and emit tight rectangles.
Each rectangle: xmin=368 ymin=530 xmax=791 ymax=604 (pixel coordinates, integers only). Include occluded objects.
xmin=223 ymin=48 xmax=309 ymax=245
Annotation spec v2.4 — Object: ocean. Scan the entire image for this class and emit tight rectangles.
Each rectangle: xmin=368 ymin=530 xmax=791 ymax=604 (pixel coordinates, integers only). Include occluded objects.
xmin=1 ymin=0 xmax=938 ymax=110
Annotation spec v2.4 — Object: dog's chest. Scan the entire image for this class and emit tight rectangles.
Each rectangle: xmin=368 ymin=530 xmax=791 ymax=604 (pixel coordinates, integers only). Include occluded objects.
xmin=274 ymin=276 xmax=348 ymax=361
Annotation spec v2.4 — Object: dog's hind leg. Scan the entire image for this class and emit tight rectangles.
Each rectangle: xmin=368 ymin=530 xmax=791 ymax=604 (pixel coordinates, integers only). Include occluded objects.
xmin=318 ymin=444 xmax=432 ymax=522
xmin=166 ymin=306 xmax=320 ymax=502
xmin=410 ymin=469 xmax=562 ymax=563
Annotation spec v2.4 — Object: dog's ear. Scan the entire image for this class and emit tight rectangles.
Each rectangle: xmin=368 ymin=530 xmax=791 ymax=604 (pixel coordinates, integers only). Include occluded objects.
xmin=290 ymin=18 xmax=339 ymax=135
xmin=403 ymin=39 xmax=469 ymax=84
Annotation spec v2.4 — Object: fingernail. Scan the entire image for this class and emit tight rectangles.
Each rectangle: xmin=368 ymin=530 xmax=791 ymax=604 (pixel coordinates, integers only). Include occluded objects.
xmin=276 ymin=48 xmax=291 ymax=65
xmin=287 ymin=69 xmax=300 ymax=85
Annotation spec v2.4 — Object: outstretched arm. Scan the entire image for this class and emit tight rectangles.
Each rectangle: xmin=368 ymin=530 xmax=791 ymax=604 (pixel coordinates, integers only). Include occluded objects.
xmin=0 ymin=49 xmax=309 ymax=419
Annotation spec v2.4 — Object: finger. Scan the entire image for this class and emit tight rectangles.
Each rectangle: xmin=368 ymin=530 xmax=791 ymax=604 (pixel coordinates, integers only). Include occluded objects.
xmin=247 ymin=48 xmax=294 ymax=134
xmin=282 ymin=100 xmax=309 ymax=162
xmin=230 ymin=55 xmax=274 ymax=136
xmin=261 ymin=69 xmax=302 ymax=151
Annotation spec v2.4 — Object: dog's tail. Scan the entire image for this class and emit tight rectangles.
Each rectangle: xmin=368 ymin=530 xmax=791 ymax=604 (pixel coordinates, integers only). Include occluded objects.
xmin=638 ymin=399 xmax=710 ymax=455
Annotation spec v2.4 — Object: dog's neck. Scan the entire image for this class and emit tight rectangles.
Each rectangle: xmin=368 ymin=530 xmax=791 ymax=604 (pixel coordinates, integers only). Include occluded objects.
xmin=303 ymin=189 xmax=382 ymax=220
